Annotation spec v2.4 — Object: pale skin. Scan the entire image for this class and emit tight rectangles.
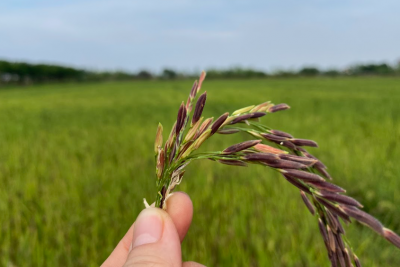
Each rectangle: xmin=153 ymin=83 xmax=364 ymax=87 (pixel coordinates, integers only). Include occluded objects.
xmin=101 ymin=192 xmax=206 ymax=267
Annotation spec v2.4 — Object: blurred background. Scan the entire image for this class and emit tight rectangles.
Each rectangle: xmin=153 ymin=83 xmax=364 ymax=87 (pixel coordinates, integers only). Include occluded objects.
xmin=1 ymin=1 xmax=400 ymax=266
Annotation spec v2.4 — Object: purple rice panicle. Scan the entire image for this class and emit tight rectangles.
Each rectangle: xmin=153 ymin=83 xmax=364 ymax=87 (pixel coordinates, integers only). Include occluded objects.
xmin=232 ymin=105 xmax=255 ymax=115
xmin=318 ymin=191 xmax=363 ymax=208
xmin=383 ymin=228 xmax=400 ymax=249
xmin=192 ymin=92 xmax=207 ymax=125
xmin=154 ymin=123 xmax=163 ymax=154
xmin=265 ymin=160 xmax=307 ymax=169
xmin=217 ymin=128 xmax=240 ymax=134
xmin=152 ymin=71 xmax=400 ymax=266
xmin=300 ymin=191 xmax=315 ymax=215
xmin=278 ymin=154 xmax=318 ymax=166
xmin=354 ymin=255 xmax=362 ymax=267
xmin=243 ymin=152 xmax=279 ymax=162
xmin=267 ymin=103 xmax=290 ymax=113
xmin=262 ymin=133 xmax=289 ymax=142
xmin=290 ymin=138 xmax=319 ymax=147
xmin=283 ymin=175 xmax=312 ymax=193
xmin=269 ymin=129 xmax=293 ymax=138
xmin=211 ymin=112 xmax=229 ymax=135
xmin=230 ymin=113 xmax=256 ymax=124
xmin=193 ymin=117 xmax=213 ymax=139
xmin=223 ymin=140 xmax=262 ymax=154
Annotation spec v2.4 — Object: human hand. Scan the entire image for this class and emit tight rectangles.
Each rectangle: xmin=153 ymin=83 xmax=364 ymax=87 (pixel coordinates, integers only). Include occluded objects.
xmin=101 ymin=192 xmax=205 ymax=267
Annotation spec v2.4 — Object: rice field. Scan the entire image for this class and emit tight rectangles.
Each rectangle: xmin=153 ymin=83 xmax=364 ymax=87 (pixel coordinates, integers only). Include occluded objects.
xmin=1 ymin=77 xmax=400 ymax=266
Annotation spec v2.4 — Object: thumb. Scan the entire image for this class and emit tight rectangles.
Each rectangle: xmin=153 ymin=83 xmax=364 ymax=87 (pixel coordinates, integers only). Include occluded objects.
xmin=123 ymin=207 xmax=182 ymax=267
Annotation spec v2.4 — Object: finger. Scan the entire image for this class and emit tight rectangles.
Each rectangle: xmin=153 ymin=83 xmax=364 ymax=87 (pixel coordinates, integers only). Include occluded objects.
xmin=166 ymin=192 xmax=193 ymax=242
xmin=101 ymin=192 xmax=193 ymax=267
xmin=123 ymin=207 xmax=181 ymax=266
xmin=183 ymin=261 xmax=207 ymax=267
xmin=101 ymin=223 xmax=135 ymax=267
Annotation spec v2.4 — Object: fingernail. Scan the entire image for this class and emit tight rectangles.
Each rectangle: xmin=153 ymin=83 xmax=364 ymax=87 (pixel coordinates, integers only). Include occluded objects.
xmin=131 ymin=208 xmax=163 ymax=249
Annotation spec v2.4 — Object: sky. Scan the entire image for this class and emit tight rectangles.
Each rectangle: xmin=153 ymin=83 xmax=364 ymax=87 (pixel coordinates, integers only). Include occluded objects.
xmin=1 ymin=0 xmax=400 ymax=73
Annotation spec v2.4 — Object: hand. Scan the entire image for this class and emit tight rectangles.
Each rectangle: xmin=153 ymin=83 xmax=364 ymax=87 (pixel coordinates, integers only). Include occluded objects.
xmin=101 ymin=192 xmax=205 ymax=267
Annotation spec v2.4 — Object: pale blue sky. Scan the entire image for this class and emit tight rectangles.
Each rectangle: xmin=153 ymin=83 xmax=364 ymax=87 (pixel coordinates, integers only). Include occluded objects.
xmin=1 ymin=0 xmax=399 ymax=72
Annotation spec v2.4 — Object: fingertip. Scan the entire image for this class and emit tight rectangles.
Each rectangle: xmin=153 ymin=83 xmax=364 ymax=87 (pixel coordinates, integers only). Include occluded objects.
xmin=166 ymin=191 xmax=194 ymax=242
xmin=131 ymin=208 xmax=164 ymax=249
xmin=125 ymin=207 xmax=182 ymax=266
xmin=183 ymin=261 xmax=207 ymax=267
xmin=167 ymin=191 xmax=193 ymax=208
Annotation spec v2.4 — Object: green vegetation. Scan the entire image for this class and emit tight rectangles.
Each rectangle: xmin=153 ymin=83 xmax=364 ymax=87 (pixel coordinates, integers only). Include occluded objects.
xmin=2 ymin=59 xmax=400 ymax=85
xmin=1 ymin=78 xmax=400 ymax=266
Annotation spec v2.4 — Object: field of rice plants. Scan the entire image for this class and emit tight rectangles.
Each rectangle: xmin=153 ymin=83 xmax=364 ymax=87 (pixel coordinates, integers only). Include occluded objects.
xmin=1 ymin=77 xmax=400 ymax=266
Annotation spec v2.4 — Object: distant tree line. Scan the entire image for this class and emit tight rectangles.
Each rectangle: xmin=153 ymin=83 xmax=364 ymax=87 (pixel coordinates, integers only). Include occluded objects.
xmin=1 ymin=59 xmax=400 ymax=86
